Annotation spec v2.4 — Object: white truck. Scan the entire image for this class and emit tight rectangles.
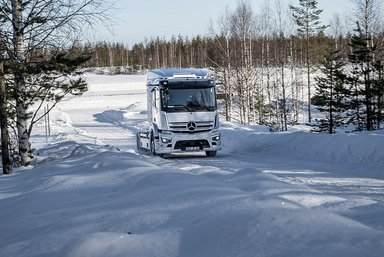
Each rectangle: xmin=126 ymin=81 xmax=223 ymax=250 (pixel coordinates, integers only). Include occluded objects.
xmin=136 ymin=68 xmax=222 ymax=157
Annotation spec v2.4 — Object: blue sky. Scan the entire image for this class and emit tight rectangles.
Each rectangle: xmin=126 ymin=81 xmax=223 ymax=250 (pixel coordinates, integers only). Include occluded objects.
xmin=97 ymin=0 xmax=352 ymax=46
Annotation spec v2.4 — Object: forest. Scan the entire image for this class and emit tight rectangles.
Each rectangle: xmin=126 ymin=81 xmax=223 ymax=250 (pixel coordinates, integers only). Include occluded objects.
xmin=81 ymin=0 xmax=384 ymax=134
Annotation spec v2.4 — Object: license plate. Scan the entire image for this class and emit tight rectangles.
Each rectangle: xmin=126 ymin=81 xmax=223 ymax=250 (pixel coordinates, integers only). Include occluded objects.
xmin=186 ymin=146 xmax=200 ymax=151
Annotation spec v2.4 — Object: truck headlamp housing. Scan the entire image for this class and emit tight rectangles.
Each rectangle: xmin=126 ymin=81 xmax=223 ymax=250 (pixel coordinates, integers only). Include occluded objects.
xmin=161 ymin=136 xmax=172 ymax=144
xmin=211 ymin=134 xmax=220 ymax=141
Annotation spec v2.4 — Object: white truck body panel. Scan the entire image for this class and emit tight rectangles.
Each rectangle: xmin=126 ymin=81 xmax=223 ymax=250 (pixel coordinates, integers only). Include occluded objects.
xmin=137 ymin=69 xmax=222 ymax=157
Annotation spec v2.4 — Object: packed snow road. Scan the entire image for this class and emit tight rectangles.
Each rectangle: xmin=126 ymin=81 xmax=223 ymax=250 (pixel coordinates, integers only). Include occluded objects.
xmin=54 ymin=73 xmax=384 ymax=233
xmin=2 ymin=74 xmax=383 ymax=257
xmin=54 ymin=74 xmax=384 ymax=232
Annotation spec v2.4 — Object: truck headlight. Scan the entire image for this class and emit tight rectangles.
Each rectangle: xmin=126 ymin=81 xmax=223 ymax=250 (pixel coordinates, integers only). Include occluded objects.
xmin=161 ymin=136 xmax=172 ymax=143
xmin=211 ymin=134 xmax=220 ymax=141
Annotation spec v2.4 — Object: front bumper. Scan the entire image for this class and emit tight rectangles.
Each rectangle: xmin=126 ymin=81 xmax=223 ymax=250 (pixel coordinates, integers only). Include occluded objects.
xmin=155 ymin=130 xmax=222 ymax=154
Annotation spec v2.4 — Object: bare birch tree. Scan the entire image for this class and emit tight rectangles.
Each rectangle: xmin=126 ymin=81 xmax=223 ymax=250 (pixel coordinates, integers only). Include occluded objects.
xmin=274 ymin=0 xmax=289 ymax=131
xmin=230 ymin=0 xmax=256 ymax=124
xmin=0 ymin=0 xmax=113 ymax=166
xmin=352 ymin=0 xmax=383 ymax=37
xmin=208 ymin=7 xmax=233 ymax=121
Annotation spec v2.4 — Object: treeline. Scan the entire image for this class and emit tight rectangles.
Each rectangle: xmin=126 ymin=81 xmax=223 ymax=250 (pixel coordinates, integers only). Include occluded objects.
xmin=83 ymin=35 xmax=209 ymax=71
xmin=80 ymin=0 xmax=384 ymax=133
xmin=83 ymin=34 xmax=339 ymax=72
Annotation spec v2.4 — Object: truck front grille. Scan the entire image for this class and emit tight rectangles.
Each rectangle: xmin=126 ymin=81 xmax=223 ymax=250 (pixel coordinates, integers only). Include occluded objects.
xmin=174 ymin=140 xmax=210 ymax=150
xmin=169 ymin=121 xmax=214 ymax=133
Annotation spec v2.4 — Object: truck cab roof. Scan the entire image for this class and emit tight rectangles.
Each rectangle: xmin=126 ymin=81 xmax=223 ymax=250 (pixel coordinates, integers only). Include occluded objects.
xmin=147 ymin=68 xmax=210 ymax=86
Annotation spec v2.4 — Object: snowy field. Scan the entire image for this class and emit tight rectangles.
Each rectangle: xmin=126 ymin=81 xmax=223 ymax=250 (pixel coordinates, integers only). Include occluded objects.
xmin=1 ymin=73 xmax=384 ymax=257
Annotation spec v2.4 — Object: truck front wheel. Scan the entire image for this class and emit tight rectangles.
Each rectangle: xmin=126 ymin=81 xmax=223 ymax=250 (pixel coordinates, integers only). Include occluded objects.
xmin=150 ymin=133 xmax=167 ymax=158
xmin=205 ymin=151 xmax=217 ymax=157
xmin=136 ymin=133 xmax=142 ymax=154
xmin=150 ymin=133 xmax=157 ymax=156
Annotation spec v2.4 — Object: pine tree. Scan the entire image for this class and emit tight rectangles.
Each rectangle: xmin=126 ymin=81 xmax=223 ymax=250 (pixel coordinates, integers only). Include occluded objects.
xmin=348 ymin=22 xmax=376 ymax=131
xmin=372 ymin=59 xmax=384 ymax=128
xmin=290 ymin=0 xmax=328 ymax=123
xmin=345 ymin=64 xmax=364 ymax=130
xmin=314 ymin=45 xmax=347 ymax=133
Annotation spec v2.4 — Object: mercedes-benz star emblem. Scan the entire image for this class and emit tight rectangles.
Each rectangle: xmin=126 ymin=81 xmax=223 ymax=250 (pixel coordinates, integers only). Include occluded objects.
xmin=187 ymin=121 xmax=197 ymax=131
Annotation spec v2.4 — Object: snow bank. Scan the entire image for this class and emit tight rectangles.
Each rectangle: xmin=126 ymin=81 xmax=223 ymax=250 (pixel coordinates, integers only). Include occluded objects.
xmin=2 ymin=142 xmax=383 ymax=257
xmin=222 ymin=122 xmax=384 ymax=171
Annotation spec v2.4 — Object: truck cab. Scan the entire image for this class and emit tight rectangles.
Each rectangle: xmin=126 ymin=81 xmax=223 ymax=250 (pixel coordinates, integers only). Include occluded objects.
xmin=137 ymin=68 xmax=222 ymax=157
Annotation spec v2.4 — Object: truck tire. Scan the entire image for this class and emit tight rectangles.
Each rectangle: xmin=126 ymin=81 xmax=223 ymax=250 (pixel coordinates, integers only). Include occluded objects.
xmin=150 ymin=132 xmax=158 ymax=156
xmin=149 ymin=132 xmax=168 ymax=158
xmin=205 ymin=151 xmax=217 ymax=157
xmin=136 ymin=133 xmax=142 ymax=154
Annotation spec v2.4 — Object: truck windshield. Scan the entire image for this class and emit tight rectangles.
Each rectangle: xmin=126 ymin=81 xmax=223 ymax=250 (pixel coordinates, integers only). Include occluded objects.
xmin=161 ymin=87 xmax=216 ymax=112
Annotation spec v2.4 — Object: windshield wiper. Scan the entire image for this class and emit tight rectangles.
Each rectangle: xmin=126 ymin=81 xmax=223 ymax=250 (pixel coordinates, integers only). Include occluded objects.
xmin=189 ymin=104 xmax=215 ymax=111
xmin=197 ymin=106 xmax=213 ymax=111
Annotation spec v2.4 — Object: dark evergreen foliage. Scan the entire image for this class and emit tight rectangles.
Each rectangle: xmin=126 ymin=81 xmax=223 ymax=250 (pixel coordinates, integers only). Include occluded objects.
xmin=314 ymin=45 xmax=347 ymax=133
xmin=289 ymin=0 xmax=329 ymax=123
xmin=347 ymin=22 xmax=377 ymax=131
xmin=2 ymin=46 xmax=91 ymax=166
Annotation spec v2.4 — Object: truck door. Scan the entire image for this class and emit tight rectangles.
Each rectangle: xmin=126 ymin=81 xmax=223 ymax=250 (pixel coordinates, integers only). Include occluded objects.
xmin=152 ymin=88 xmax=161 ymax=127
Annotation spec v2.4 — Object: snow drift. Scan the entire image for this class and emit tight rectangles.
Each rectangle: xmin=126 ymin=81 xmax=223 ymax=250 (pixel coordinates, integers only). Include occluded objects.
xmin=1 ymin=74 xmax=383 ymax=257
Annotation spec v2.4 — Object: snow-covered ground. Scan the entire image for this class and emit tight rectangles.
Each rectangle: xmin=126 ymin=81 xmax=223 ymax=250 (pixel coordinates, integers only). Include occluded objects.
xmin=1 ymin=74 xmax=384 ymax=257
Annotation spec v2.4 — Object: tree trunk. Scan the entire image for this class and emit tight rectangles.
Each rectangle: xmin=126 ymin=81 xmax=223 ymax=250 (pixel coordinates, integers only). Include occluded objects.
xmin=306 ymin=32 xmax=312 ymax=123
xmin=0 ymin=61 xmax=11 ymax=174
xmin=12 ymin=0 xmax=33 ymax=165
xmin=225 ymin=35 xmax=232 ymax=122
